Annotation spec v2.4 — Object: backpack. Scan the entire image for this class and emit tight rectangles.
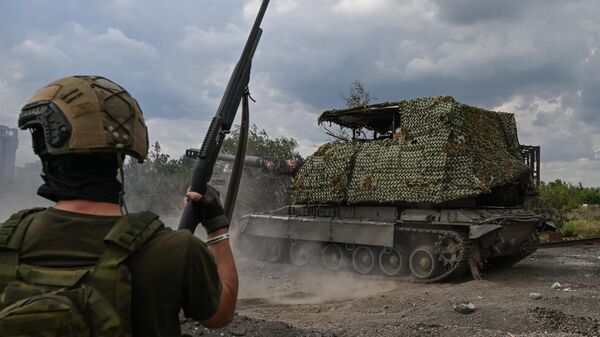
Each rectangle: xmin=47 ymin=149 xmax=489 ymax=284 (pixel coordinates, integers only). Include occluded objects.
xmin=0 ymin=208 xmax=163 ymax=337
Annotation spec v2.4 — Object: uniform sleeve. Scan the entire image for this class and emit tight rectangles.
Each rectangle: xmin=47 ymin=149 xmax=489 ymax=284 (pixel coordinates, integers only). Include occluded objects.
xmin=181 ymin=234 xmax=222 ymax=321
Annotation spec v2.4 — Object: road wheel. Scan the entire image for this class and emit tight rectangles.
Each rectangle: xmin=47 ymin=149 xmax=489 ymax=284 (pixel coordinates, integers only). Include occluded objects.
xmin=352 ymin=246 xmax=376 ymax=274
xmin=322 ymin=244 xmax=346 ymax=271
xmin=409 ymin=246 xmax=438 ymax=280
xmin=290 ymin=241 xmax=318 ymax=267
xmin=378 ymin=247 xmax=404 ymax=276
xmin=261 ymin=238 xmax=287 ymax=263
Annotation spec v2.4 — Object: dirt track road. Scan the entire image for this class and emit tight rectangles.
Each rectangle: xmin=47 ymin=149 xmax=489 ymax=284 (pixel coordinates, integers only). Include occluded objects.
xmin=182 ymin=243 xmax=600 ymax=337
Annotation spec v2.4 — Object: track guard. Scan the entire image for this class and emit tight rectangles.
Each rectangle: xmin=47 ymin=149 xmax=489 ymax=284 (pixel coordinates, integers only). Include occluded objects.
xmin=469 ymin=224 xmax=502 ymax=239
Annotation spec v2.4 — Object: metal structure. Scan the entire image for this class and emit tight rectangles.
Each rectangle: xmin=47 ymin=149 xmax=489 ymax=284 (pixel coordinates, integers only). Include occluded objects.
xmin=0 ymin=125 xmax=18 ymax=183
xmin=519 ymin=145 xmax=541 ymax=187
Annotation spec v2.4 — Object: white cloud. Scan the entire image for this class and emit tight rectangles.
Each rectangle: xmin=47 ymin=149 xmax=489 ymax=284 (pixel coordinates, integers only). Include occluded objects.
xmin=386 ymin=26 xmax=545 ymax=81
xmin=243 ymin=72 xmax=327 ymax=156
xmin=145 ymin=117 xmax=210 ymax=157
xmin=332 ymin=0 xmax=435 ymax=22
xmin=543 ymin=159 xmax=600 ymax=187
xmin=7 ymin=23 xmax=160 ymax=87
xmin=243 ymin=0 xmax=263 ymax=21
xmin=333 ymin=0 xmax=391 ymax=16
xmin=15 ymin=23 xmax=158 ymax=60
xmin=91 ymin=27 xmax=158 ymax=56
xmin=494 ymin=94 xmax=600 ymax=185
xmin=179 ymin=24 xmax=243 ymax=52
xmin=245 ymin=0 xmax=298 ymax=16
xmin=16 ymin=39 xmax=71 ymax=62
xmin=275 ymin=0 xmax=298 ymax=14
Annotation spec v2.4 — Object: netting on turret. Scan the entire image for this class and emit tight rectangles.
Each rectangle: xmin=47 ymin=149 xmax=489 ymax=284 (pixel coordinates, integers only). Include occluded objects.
xmin=292 ymin=142 xmax=357 ymax=204
xmin=293 ymin=96 xmax=530 ymax=205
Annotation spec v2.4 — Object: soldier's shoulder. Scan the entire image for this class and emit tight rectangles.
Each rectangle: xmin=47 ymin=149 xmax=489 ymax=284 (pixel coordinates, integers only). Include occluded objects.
xmin=131 ymin=220 xmax=211 ymax=270
xmin=141 ymin=219 xmax=204 ymax=251
xmin=0 ymin=207 xmax=47 ymax=225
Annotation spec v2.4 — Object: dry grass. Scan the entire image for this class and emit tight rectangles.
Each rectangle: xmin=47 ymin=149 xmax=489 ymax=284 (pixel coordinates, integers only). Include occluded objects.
xmin=561 ymin=218 xmax=600 ymax=238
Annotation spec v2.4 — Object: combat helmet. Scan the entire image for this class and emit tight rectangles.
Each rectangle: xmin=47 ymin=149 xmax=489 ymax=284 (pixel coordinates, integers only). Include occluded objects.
xmin=18 ymin=76 xmax=149 ymax=162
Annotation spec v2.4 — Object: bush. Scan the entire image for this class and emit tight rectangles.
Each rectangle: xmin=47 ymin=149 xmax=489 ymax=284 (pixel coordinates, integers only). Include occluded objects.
xmin=560 ymin=220 xmax=579 ymax=237
xmin=526 ymin=179 xmax=600 ymax=228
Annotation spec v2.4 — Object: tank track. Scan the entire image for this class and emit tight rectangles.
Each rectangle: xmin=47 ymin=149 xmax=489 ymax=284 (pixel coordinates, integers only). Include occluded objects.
xmin=396 ymin=226 xmax=474 ymax=282
xmin=245 ymin=227 xmax=477 ymax=282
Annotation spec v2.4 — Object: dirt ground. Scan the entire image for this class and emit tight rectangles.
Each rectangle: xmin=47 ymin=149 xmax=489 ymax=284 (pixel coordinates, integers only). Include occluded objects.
xmin=182 ymin=243 xmax=600 ymax=337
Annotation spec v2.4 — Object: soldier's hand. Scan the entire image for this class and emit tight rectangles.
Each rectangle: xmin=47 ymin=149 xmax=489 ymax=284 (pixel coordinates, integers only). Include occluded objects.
xmin=183 ymin=187 xmax=203 ymax=206
xmin=184 ymin=185 xmax=229 ymax=234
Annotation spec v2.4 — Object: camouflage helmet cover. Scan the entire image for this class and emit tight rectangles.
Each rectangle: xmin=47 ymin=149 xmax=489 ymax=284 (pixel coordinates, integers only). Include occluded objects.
xmin=18 ymin=75 xmax=149 ymax=162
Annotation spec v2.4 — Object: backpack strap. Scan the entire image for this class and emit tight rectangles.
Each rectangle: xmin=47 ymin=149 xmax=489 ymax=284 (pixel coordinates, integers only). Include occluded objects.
xmin=90 ymin=211 xmax=164 ymax=332
xmin=94 ymin=211 xmax=164 ymax=279
xmin=103 ymin=211 xmax=162 ymax=252
xmin=0 ymin=208 xmax=46 ymax=249
xmin=0 ymin=208 xmax=46 ymax=291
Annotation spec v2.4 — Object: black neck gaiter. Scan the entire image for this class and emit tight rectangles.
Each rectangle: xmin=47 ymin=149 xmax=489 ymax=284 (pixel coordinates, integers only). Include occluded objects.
xmin=38 ymin=153 xmax=122 ymax=204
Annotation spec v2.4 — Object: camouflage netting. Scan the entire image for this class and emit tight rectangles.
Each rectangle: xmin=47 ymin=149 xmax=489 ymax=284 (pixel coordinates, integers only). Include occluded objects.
xmin=293 ymin=96 xmax=531 ymax=205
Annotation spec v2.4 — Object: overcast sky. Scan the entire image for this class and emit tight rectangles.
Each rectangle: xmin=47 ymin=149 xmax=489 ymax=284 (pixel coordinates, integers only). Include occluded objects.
xmin=0 ymin=0 xmax=598 ymax=186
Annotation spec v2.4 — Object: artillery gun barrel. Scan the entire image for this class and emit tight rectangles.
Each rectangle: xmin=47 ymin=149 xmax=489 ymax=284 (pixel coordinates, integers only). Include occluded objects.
xmin=185 ymin=149 xmax=301 ymax=176
xmin=217 ymin=153 xmax=263 ymax=168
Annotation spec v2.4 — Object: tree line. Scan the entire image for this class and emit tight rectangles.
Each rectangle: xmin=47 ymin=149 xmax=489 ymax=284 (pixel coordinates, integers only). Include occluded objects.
xmin=526 ymin=180 xmax=600 ymax=227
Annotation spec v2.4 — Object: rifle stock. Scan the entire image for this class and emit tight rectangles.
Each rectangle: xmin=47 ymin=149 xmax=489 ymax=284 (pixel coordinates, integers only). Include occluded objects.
xmin=179 ymin=0 xmax=270 ymax=231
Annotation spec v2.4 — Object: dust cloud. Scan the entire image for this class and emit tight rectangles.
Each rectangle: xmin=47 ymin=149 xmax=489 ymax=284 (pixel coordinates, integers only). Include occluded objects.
xmin=225 ymin=168 xmax=401 ymax=305
xmin=236 ymin=258 xmax=401 ymax=305
xmin=0 ymin=174 xmax=50 ymax=221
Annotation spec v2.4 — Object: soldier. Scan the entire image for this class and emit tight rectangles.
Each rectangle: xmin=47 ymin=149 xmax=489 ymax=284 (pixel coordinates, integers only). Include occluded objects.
xmin=0 ymin=76 xmax=237 ymax=336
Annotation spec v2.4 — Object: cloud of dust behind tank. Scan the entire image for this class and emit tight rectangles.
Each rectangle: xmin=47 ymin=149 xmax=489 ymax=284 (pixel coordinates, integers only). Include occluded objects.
xmin=224 ymin=168 xmax=401 ymax=305
xmin=236 ymin=257 xmax=401 ymax=305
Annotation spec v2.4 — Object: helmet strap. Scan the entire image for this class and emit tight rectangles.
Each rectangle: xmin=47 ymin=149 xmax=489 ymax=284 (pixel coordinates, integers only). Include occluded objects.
xmin=116 ymin=150 xmax=129 ymax=216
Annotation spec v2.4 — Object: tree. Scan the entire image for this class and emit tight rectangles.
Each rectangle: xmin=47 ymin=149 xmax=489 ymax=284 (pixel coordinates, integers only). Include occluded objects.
xmin=343 ymin=80 xmax=375 ymax=108
xmin=325 ymin=80 xmax=377 ymax=141
xmin=222 ymin=124 xmax=302 ymax=160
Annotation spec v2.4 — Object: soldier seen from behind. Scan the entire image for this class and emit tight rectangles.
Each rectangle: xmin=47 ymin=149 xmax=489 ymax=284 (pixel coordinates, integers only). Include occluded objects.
xmin=0 ymin=75 xmax=238 ymax=336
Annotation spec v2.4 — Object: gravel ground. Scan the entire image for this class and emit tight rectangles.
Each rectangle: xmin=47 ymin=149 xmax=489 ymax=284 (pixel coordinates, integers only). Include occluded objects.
xmin=182 ymin=243 xmax=600 ymax=337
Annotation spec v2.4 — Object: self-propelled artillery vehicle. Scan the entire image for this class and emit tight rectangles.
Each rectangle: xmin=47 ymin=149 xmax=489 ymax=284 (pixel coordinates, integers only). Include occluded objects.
xmin=235 ymin=96 xmax=551 ymax=281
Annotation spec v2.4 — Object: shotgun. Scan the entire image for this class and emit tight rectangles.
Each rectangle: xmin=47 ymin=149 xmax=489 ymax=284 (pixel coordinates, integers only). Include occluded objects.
xmin=179 ymin=0 xmax=270 ymax=231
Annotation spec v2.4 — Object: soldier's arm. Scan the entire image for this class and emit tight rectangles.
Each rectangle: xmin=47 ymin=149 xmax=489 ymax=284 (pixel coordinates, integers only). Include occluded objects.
xmin=200 ymin=227 xmax=238 ymax=328
xmin=184 ymin=190 xmax=238 ymax=328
